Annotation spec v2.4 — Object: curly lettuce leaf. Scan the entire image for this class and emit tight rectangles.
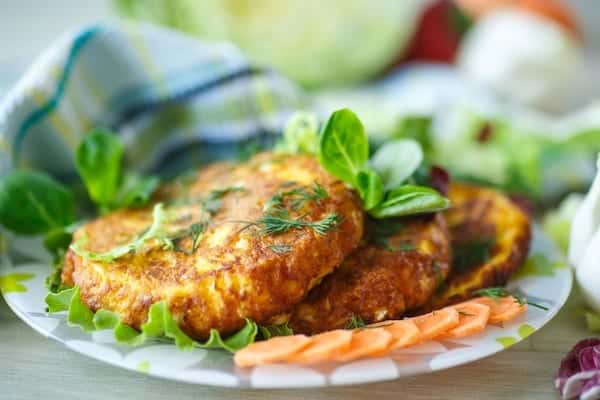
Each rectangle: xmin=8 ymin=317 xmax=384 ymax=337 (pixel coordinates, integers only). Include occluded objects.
xmin=45 ymin=286 xmax=258 ymax=352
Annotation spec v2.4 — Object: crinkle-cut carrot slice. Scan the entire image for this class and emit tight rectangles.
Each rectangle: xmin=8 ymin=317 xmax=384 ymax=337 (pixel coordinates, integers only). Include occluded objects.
xmin=441 ymin=302 xmax=491 ymax=339
xmin=234 ymin=335 xmax=311 ymax=368
xmin=410 ymin=307 xmax=460 ymax=342
xmin=285 ymin=329 xmax=353 ymax=364
xmin=472 ymin=296 xmax=528 ymax=324
xmin=335 ymin=328 xmax=392 ymax=362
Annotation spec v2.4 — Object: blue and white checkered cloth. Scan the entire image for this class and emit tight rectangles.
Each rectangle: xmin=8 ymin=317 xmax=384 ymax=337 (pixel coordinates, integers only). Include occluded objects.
xmin=0 ymin=22 xmax=310 ymax=180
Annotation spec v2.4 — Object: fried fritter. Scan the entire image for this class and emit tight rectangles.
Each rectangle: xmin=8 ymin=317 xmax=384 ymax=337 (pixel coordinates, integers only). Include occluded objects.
xmin=62 ymin=153 xmax=364 ymax=339
xmin=289 ymin=214 xmax=452 ymax=334
xmin=426 ymin=182 xmax=531 ymax=309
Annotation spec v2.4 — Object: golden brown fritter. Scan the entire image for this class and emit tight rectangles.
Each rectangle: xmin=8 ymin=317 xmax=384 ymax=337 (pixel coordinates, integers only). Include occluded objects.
xmin=62 ymin=153 xmax=364 ymax=339
xmin=426 ymin=182 xmax=532 ymax=309
xmin=288 ymin=214 xmax=451 ymax=334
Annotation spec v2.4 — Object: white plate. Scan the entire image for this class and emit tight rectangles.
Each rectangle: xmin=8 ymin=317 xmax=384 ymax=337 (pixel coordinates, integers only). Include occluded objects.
xmin=0 ymin=227 xmax=571 ymax=388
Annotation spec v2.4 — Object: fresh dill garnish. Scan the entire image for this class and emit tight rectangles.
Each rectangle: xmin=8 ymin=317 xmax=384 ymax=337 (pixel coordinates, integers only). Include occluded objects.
xmin=452 ymin=238 xmax=496 ymax=273
xmin=172 ymin=222 xmax=206 ymax=255
xmin=345 ymin=314 xmax=366 ymax=329
xmin=258 ymin=323 xmax=294 ymax=339
xmin=473 ymin=287 xmax=549 ymax=311
xmin=267 ymin=243 xmax=293 ymax=254
xmin=71 ymin=203 xmax=175 ymax=262
xmin=239 ymin=208 xmax=341 ymax=236
xmin=201 ymin=186 xmax=246 ymax=214
xmin=263 ymin=182 xmax=329 ymax=212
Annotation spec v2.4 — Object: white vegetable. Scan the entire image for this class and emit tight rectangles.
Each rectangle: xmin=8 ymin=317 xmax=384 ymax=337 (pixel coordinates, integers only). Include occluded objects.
xmin=458 ymin=9 xmax=583 ymax=111
xmin=569 ymin=157 xmax=600 ymax=266
xmin=570 ymin=156 xmax=600 ymax=313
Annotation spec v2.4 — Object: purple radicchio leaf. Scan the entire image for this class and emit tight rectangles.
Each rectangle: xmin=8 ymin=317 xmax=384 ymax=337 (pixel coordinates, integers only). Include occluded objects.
xmin=579 ymin=344 xmax=600 ymax=372
xmin=557 ymin=339 xmax=600 ymax=399
xmin=580 ymin=373 xmax=600 ymax=400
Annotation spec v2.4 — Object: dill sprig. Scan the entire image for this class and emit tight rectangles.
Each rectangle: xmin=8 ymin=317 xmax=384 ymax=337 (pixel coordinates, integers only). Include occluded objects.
xmin=345 ymin=314 xmax=366 ymax=329
xmin=473 ymin=287 xmax=549 ymax=311
xmin=172 ymin=222 xmax=206 ymax=255
xmin=267 ymin=243 xmax=293 ymax=254
xmin=201 ymin=186 xmax=246 ymax=214
xmin=239 ymin=208 xmax=341 ymax=236
xmin=263 ymin=182 xmax=329 ymax=212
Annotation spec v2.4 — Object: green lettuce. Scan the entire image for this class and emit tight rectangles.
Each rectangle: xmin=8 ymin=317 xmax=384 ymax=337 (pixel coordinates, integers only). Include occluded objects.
xmin=45 ymin=286 xmax=258 ymax=352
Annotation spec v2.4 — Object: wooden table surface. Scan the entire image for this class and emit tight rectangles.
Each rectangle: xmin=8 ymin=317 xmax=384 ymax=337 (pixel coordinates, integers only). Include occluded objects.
xmin=0 ymin=285 xmax=592 ymax=400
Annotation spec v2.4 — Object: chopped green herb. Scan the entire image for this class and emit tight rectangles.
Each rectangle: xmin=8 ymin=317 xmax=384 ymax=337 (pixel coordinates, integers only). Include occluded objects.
xmin=267 ymin=243 xmax=293 ymax=254
xmin=71 ymin=203 xmax=175 ymax=262
xmin=172 ymin=222 xmax=206 ymax=255
xmin=452 ymin=238 xmax=496 ymax=273
xmin=258 ymin=323 xmax=294 ymax=339
xmin=239 ymin=208 xmax=341 ymax=236
xmin=201 ymin=186 xmax=246 ymax=214
xmin=473 ymin=287 xmax=549 ymax=311
xmin=263 ymin=182 xmax=328 ymax=212
xmin=345 ymin=314 xmax=366 ymax=329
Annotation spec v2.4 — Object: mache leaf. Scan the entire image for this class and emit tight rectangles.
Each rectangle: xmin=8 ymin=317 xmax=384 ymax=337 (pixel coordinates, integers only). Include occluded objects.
xmin=356 ymin=168 xmax=384 ymax=210
xmin=370 ymin=139 xmax=423 ymax=190
xmin=0 ymin=170 xmax=75 ymax=235
xmin=319 ymin=108 xmax=369 ymax=186
xmin=76 ymin=129 xmax=124 ymax=209
xmin=369 ymin=185 xmax=450 ymax=219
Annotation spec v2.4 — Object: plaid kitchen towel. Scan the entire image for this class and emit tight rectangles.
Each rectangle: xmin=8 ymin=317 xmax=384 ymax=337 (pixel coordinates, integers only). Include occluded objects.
xmin=0 ymin=22 xmax=309 ymax=180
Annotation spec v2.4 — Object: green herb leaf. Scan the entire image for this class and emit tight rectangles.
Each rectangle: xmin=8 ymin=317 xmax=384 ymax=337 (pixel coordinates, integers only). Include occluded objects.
xmin=345 ymin=314 xmax=366 ymax=329
xmin=76 ymin=129 xmax=124 ymax=209
xmin=258 ymin=323 xmax=294 ymax=339
xmin=275 ymin=112 xmax=319 ymax=155
xmin=71 ymin=203 xmax=174 ymax=262
xmin=370 ymin=139 xmax=424 ymax=190
xmin=264 ymin=183 xmax=329 ymax=212
xmin=369 ymin=185 xmax=450 ymax=219
xmin=319 ymin=108 xmax=369 ymax=186
xmin=267 ymin=243 xmax=293 ymax=254
xmin=356 ymin=169 xmax=384 ymax=210
xmin=240 ymin=209 xmax=341 ymax=236
xmin=0 ymin=170 xmax=75 ymax=235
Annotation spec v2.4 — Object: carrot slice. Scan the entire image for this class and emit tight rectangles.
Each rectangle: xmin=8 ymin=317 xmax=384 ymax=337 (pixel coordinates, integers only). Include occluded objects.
xmin=335 ymin=328 xmax=392 ymax=362
xmin=286 ymin=329 xmax=353 ymax=364
xmin=410 ymin=307 xmax=460 ymax=341
xmin=472 ymin=296 xmax=528 ymax=324
xmin=234 ymin=335 xmax=310 ymax=368
xmin=381 ymin=320 xmax=421 ymax=350
xmin=441 ymin=302 xmax=491 ymax=339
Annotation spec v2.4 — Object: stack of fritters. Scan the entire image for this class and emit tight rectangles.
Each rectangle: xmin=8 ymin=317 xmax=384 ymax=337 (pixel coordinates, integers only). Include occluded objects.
xmin=63 ymin=153 xmax=531 ymax=339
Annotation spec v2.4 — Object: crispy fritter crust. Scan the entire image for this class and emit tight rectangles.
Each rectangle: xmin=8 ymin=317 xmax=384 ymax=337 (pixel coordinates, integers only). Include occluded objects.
xmin=426 ymin=182 xmax=532 ymax=309
xmin=289 ymin=214 xmax=451 ymax=334
xmin=62 ymin=153 xmax=364 ymax=339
